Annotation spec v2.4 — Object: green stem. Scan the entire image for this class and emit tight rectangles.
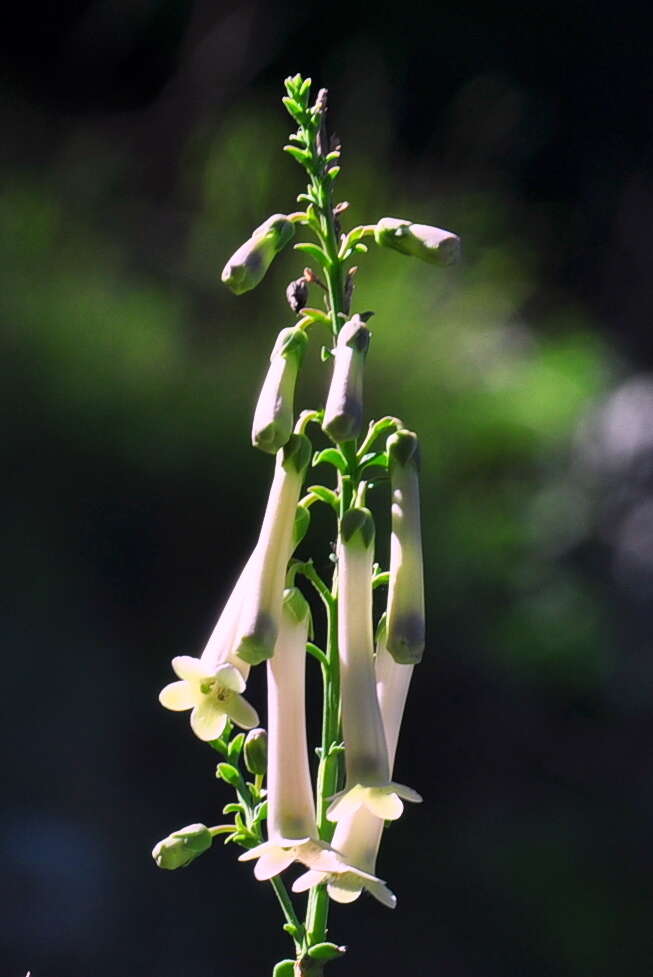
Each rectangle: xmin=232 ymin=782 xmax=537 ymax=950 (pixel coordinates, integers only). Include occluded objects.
xmin=270 ymin=875 xmax=304 ymax=949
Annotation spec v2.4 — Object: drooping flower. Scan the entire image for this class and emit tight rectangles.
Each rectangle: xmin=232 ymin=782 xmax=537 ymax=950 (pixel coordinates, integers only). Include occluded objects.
xmin=294 ymin=619 xmax=415 ymax=907
xmin=239 ymin=588 xmax=346 ymax=880
xmin=251 ymin=326 xmax=308 ymax=454
xmin=385 ymin=429 xmax=425 ymax=664
xmin=221 ymin=214 xmax=295 ymax=295
xmin=233 ymin=433 xmax=311 ymax=666
xmin=326 ymin=508 xmax=421 ymax=825
xmin=374 ymin=216 xmax=460 ymax=266
xmin=322 ymin=314 xmax=370 ymax=443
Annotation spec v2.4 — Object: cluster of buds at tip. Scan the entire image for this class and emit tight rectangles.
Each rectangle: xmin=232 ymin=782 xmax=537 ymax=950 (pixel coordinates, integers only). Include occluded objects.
xmin=233 ymin=433 xmax=311 ymax=665
xmin=374 ymin=217 xmax=461 ymax=266
xmin=252 ymin=326 xmax=308 ymax=453
xmin=240 ymin=588 xmax=348 ymax=880
xmin=385 ymin=430 xmax=425 ymax=664
xmin=221 ymin=214 xmax=295 ymax=294
xmin=326 ymin=507 xmax=421 ymax=824
xmin=322 ymin=314 xmax=371 ymax=443
xmin=152 ymin=824 xmax=213 ymax=870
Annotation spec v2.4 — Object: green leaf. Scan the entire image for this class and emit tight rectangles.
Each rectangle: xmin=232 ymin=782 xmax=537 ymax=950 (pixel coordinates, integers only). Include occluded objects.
xmin=228 ymin=732 xmax=245 ymax=762
xmin=282 ymin=97 xmax=301 ymax=117
xmin=354 ymin=242 xmax=368 ymax=253
xmin=327 ymin=166 xmax=341 ymax=180
xmin=307 ymin=485 xmax=339 ymax=509
xmin=216 ymin=762 xmax=243 ymax=788
xmin=253 ymin=800 xmax=268 ymax=824
xmin=326 ymin=150 xmax=341 ymax=162
xmin=294 ymin=242 xmax=328 ymax=265
xmin=272 ymin=961 xmax=295 ymax=977
xmin=308 ymin=943 xmax=346 ymax=961
xmin=312 ymin=448 xmax=347 ymax=473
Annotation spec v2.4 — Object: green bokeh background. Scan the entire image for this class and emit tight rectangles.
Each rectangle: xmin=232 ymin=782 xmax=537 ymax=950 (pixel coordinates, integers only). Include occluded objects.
xmin=2 ymin=3 xmax=651 ymax=975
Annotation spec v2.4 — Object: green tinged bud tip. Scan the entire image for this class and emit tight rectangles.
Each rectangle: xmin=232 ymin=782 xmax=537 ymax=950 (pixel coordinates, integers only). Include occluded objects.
xmin=152 ymin=823 xmax=213 ymax=870
xmin=243 ymin=728 xmax=268 ymax=775
xmin=340 ymin=507 xmax=375 ymax=548
xmin=221 ymin=214 xmax=295 ymax=295
xmin=387 ymin=429 xmax=420 ymax=469
xmin=281 ymin=433 xmax=312 ymax=474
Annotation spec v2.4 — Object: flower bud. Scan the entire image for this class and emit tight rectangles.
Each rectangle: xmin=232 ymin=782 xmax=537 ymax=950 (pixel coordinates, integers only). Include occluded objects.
xmin=322 ymin=315 xmax=370 ymax=443
xmin=235 ymin=434 xmax=311 ymax=665
xmin=244 ymin=727 xmax=268 ymax=776
xmin=385 ymin=430 xmax=425 ymax=664
xmin=286 ymin=276 xmax=309 ymax=313
xmin=221 ymin=215 xmax=295 ymax=295
xmin=252 ymin=327 xmax=308 ymax=454
xmin=374 ymin=217 xmax=460 ymax=266
xmin=152 ymin=823 xmax=212 ymax=870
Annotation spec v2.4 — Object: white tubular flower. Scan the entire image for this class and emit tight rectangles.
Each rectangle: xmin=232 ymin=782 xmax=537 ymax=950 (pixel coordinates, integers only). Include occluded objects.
xmin=240 ymin=588 xmax=345 ymax=880
xmin=385 ymin=430 xmax=425 ymax=664
xmin=326 ymin=508 xmax=421 ymax=825
xmin=158 ymin=655 xmax=259 ymax=742
xmin=293 ymin=619 xmax=414 ymax=908
xmin=252 ymin=326 xmax=308 ymax=454
xmin=322 ymin=315 xmax=370 ymax=443
xmin=374 ymin=216 xmax=460 ymax=266
xmin=159 ymin=557 xmax=259 ymax=741
xmin=221 ymin=214 xmax=295 ymax=295
xmin=234 ymin=434 xmax=311 ymax=666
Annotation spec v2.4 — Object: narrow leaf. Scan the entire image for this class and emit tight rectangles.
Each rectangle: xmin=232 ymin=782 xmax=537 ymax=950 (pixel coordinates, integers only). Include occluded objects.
xmin=312 ymin=448 xmax=347 ymax=473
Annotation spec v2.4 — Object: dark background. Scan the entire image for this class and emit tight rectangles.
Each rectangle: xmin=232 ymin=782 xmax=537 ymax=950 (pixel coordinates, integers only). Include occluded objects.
xmin=2 ymin=2 xmax=653 ymax=975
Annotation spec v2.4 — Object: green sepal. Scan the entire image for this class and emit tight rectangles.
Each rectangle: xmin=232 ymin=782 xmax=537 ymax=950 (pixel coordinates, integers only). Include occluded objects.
xmin=223 ymin=802 xmax=243 ymax=815
xmin=307 ymin=485 xmax=339 ymax=509
xmin=282 ymin=433 xmax=312 ymax=475
xmin=272 ymin=961 xmax=295 ymax=977
xmin=227 ymin=732 xmax=245 ymax=762
xmin=312 ymin=448 xmax=347 ymax=473
xmin=308 ymin=943 xmax=346 ymax=961
xmin=340 ymin=507 xmax=375 ymax=548
xmin=294 ymin=242 xmax=328 ymax=264
xmin=320 ymin=345 xmax=333 ymax=362
xmin=216 ymin=762 xmax=243 ymax=788
xmin=283 ymin=585 xmax=311 ymax=626
xmin=293 ymin=505 xmax=311 ymax=547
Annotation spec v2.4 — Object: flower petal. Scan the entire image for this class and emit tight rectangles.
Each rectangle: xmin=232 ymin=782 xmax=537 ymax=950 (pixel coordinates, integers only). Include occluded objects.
xmin=326 ymin=786 xmax=364 ymax=823
xmin=327 ymin=879 xmax=363 ymax=904
xmin=292 ymin=870 xmax=325 ymax=894
xmin=253 ymin=848 xmax=296 ymax=881
xmin=224 ymin=693 xmax=259 ymax=730
xmin=238 ymin=841 xmax=270 ymax=862
xmin=365 ymin=879 xmax=397 ymax=909
xmin=158 ymin=681 xmax=199 ymax=711
xmin=172 ymin=655 xmax=208 ymax=682
xmin=216 ymin=662 xmax=246 ymax=693
xmin=190 ymin=699 xmax=228 ymax=741
xmin=391 ymin=781 xmax=422 ymax=804
xmin=364 ymin=789 xmax=403 ymax=821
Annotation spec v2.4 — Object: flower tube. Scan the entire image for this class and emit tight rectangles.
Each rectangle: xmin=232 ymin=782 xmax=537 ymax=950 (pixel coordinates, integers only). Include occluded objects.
xmin=221 ymin=214 xmax=295 ymax=295
xmin=159 ymin=557 xmax=259 ymax=741
xmin=233 ymin=434 xmax=311 ymax=666
xmin=326 ymin=508 xmax=421 ymax=825
xmin=251 ymin=326 xmax=308 ymax=454
xmin=385 ymin=430 xmax=425 ymax=664
xmin=240 ymin=588 xmax=346 ymax=880
xmin=322 ymin=314 xmax=370 ymax=443
xmin=374 ymin=217 xmax=460 ymax=266
xmin=293 ymin=619 xmax=414 ymax=907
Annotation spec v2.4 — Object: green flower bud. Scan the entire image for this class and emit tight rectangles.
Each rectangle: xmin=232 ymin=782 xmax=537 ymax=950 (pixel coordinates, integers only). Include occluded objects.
xmin=322 ymin=315 xmax=370 ymax=443
xmin=374 ymin=217 xmax=460 ymax=266
xmin=152 ymin=823 xmax=212 ymax=870
xmin=221 ymin=215 xmax=295 ymax=295
xmin=386 ymin=430 xmax=425 ymax=664
xmin=252 ymin=327 xmax=308 ymax=454
xmin=243 ymin=727 xmax=268 ymax=775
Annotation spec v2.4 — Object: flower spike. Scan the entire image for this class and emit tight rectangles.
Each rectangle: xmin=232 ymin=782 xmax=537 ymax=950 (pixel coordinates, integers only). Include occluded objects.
xmin=326 ymin=508 xmax=420 ymax=825
xmin=385 ymin=430 xmax=425 ymax=664
xmin=240 ymin=588 xmax=348 ymax=880
xmin=221 ymin=214 xmax=295 ymax=295
xmin=252 ymin=326 xmax=308 ymax=454
xmin=322 ymin=314 xmax=370 ymax=443
xmin=234 ymin=433 xmax=311 ymax=665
